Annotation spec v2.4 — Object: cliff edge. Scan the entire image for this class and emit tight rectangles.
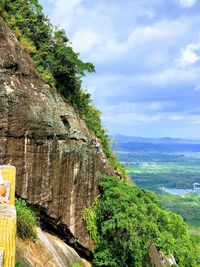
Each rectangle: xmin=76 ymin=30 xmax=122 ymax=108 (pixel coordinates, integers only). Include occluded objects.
xmin=0 ymin=17 xmax=111 ymax=252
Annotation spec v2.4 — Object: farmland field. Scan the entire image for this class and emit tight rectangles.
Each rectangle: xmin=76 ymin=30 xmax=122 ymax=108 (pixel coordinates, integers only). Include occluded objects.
xmin=118 ymin=152 xmax=200 ymax=191
xmin=114 ymin=138 xmax=200 ymax=233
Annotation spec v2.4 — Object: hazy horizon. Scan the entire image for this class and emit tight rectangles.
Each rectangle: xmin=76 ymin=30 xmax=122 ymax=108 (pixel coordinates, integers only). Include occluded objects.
xmin=111 ymin=133 xmax=200 ymax=141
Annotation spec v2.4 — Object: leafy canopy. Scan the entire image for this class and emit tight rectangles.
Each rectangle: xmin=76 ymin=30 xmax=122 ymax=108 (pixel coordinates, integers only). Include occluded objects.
xmin=84 ymin=176 xmax=200 ymax=267
xmin=0 ymin=0 xmax=122 ymax=167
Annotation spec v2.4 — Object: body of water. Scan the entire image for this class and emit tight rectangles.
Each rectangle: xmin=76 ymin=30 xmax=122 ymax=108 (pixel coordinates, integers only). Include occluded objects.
xmin=162 ymin=187 xmax=200 ymax=196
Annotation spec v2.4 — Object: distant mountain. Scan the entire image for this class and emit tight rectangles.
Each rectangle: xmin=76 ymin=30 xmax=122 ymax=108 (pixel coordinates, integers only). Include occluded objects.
xmin=110 ymin=135 xmax=200 ymax=153
xmin=113 ymin=142 xmax=200 ymax=153
xmin=110 ymin=134 xmax=200 ymax=144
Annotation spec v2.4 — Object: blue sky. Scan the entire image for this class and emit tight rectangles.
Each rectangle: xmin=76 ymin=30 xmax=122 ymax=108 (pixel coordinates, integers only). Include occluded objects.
xmin=40 ymin=0 xmax=200 ymax=138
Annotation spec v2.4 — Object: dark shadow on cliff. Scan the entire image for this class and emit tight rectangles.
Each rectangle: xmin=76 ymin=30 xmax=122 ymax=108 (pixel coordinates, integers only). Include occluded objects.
xmin=20 ymin=200 xmax=93 ymax=261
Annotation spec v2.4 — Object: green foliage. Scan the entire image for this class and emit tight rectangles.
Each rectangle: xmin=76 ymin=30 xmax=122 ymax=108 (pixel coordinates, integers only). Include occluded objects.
xmin=78 ymin=98 xmax=126 ymax=172
xmin=83 ymin=105 xmax=110 ymax=156
xmin=15 ymin=198 xmax=37 ymax=241
xmin=84 ymin=176 xmax=200 ymax=267
xmin=83 ymin=199 xmax=99 ymax=243
xmin=159 ymin=192 xmax=200 ymax=227
xmin=69 ymin=264 xmax=82 ymax=267
xmin=119 ymin=150 xmax=200 ymax=190
xmin=20 ymin=36 xmax=37 ymax=54
xmin=0 ymin=0 xmax=95 ymax=106
xmin=0 ymin=0 xmax=117 ymax=162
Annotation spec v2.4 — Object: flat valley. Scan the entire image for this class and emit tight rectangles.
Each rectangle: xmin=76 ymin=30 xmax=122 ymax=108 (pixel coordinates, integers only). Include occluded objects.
xmin=113 ymin=135 xmax=200 ymax=239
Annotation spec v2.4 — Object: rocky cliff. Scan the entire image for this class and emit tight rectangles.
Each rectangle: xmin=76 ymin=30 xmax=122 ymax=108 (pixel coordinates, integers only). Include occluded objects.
xmin=16 ymin=228 xmax=91 ymax=267
xmin=0 ymin=17 xmax=112 ymax=253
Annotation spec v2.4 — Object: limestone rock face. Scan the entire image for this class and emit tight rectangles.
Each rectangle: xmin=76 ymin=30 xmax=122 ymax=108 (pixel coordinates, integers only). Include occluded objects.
xmin=16 ymin=228 xmax=92 ymax=267
xmin=0 ymin=17 xmax=112 ymax=250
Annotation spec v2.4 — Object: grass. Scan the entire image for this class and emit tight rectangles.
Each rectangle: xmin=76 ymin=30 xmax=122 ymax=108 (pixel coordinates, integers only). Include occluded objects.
xmin=15 ymin=198 xmax=37 ymax=241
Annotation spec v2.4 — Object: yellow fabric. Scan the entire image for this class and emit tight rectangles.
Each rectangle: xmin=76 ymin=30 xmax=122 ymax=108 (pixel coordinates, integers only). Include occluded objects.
xmin=1 ymin=166 xmax=16 ymax=205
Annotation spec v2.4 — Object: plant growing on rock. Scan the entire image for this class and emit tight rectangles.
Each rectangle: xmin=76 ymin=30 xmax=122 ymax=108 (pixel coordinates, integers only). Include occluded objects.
xmin=15 ymin=198 xmax=37 ymax=241
xmin=0 ymin=0 xmax=120 ymax=168
xmin=69 ymin=264 xmax=82 ymax=267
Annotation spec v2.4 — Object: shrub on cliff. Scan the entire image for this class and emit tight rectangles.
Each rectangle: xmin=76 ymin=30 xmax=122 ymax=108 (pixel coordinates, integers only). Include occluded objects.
xmin=15 ymin=198 xmax=37 ymax=241
xmin=0 ymin=0 xmax=94 ymax=108
xmin=84 ymin=176 xmax=200 ymax=267
xmin=0 ymin=0 xmax=121 ymax=168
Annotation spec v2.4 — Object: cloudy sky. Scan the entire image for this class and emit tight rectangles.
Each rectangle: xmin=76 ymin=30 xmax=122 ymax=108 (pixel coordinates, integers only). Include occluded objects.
xmin=40 ymin=0 xmax=200 ymax=138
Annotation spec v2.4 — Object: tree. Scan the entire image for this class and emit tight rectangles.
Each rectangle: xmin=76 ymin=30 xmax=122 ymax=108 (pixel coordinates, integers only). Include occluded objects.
xmin=84 ymin=176 xmax=200 ymax=267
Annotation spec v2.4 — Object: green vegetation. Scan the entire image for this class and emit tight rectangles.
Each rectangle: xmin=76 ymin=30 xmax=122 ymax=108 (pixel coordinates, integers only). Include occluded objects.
xmin=2 ymin=1 xmax=199 ymax=265
xmin=0 ymin=0 xmax=124 ymax=170
xmin=120 ymin=152 xmax=200 ymax=190
xmin=158 ymin=192 xmax=200 ymax=247
xmin=118 ymin=149 xmax=200 ymax=265
xmin=120 ymin=150 xmax=200 ymax=229
xmin=127 ymin=162 xmax=200 ymax=190
xmin=158 ymin=193 xmax=200 ymax=227
xmin=83 ymin=199 xmax=99 ymax=243
xmin=69 ymin=264 xmax=82 ymax=267
xmin=189 ymin=226 xmax=200 ymax=249
xmin=15 ymin=198 xmax=37 ymax=241
xmin=84 ymin=176 xmax=200 ymax=267
xmin=0 ymin=0 xmax=94 ymax=101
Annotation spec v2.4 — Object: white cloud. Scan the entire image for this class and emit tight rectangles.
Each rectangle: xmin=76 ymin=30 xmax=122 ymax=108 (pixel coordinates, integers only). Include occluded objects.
xmin=191 ymin=119 xmax=200 ymax=124
xmin=194 ymin=84 xmax=200 ymax=91
xmin=88 ymin=19 xmax=187 ymax=63
xmin=178 ymin=40 xmax=200 ymax=66
xmin=149 ymin=102 xmax=163 ymax=110
xmin=102 ymin=108 xmax=188 ymax=127
xmin=46 ymin=0 xmax=194 ymax=71
xmin=46 ymin=0 xmax=83 ymax=27
xmin=143 ymin=10 xmax=155 ymax=19
xmin=102 ymin=107 xmax=194 ymax=128
xmin=190 ymin=115 xmax=200 ymax=123
xmin=179 ymin=0 xmax=197 ymax=7
xmin=139 ymin=66 xmax=200 ymax=85
xmin=102 ymin=112 xmax=161 ymax=124
xmin=43 ymin=0 xmax=200 ymax=137
xmin=100 ymin=101 xmax=180 ymax=118
xmin=84 ymin=66 xmax=200 ymax=104
xmin=72 ymin=29 xmax=101 ymax=53
xmin=168 ymin=115 xmax=184 ymax=120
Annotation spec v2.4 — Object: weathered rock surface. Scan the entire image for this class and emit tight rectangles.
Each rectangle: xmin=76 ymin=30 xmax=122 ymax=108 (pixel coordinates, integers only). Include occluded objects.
xmin=0 ymin=17 xmax=112 ymax=252
xmin=16 ymin=228 xmax=92 ymax=267
xmin=148 ymin=244 xmax=176 ymax=267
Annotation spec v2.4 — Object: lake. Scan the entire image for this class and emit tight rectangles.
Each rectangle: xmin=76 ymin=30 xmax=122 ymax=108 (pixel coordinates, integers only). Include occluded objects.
xmin=162 ymin=187 xmax=200 ymax=196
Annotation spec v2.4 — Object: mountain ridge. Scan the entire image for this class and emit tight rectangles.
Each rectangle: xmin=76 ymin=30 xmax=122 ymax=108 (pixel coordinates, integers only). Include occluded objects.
xmin=111 ymin=134 xmax=200 ymax=144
